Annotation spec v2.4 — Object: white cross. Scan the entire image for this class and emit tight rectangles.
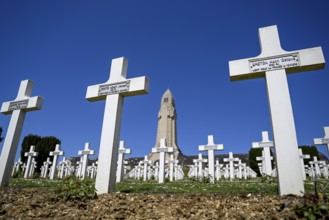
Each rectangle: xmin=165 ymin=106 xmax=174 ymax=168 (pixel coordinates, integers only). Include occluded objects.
xmin=43 ymin=157 xmax=52 ymax=178
xmin=29 ymin=158 xmax=37 ymax=178
xmin=24 ymin=145 xmax=38 ymax=179
xmin=86 ymin=57 xmax=149 ymax=194
xmin=49 ymin=144 xmax=64 ymax=180
xmin=140 ymin=155 xmax=151 ymax=181
xmin=252 ymin=131 xmax=274 ymax=176
xmin=299 ymin=149 xmax=310 ymax=180
xmin=193 ymin=153 xmax=207 ymax=179
xmin=229 ymin=25 xmax=325 ymax=196
xmin=223 ymin=152 xmax=239 ymax=181
xmin=116 ymin=140 xmax=131 ymax=183
xmin=166 ymin=154 xmax=178 ymax=182
xmin=309 ymin=156 xmax=322 ymax=178
xmin=0 ymin=80 xmax=43 ymax=186
xmin=214 ymin=159 xmax=223 ymax=181
xmin=59 ymin=157 xmax=66 ymax=179
xmin=78 ymin=142 xmax=95 ymax=180
xmin=152 ymin=138 xmax=173 ymax=183
xmin=314 ymin=127 xmax=329 ymax=156
xmin=198 ymin=135 xmax=224 ymax=183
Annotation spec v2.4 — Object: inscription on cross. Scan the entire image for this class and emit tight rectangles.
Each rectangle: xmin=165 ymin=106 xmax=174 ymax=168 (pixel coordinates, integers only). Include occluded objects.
xmin=86 ymin=57 xmax=149 ymax=194
xmin=229 ymin=25 xmax=325 ymax=196
xmin=0 ymin=80 xmax=43 ymax=186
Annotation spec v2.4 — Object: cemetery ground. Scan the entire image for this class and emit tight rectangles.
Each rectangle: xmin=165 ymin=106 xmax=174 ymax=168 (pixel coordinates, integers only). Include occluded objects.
xmin=1 ymin=176 xmax=329 ymax=219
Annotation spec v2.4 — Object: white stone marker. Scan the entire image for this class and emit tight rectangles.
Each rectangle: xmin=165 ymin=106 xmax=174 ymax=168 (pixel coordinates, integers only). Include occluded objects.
xmin=152 ymin=138 xmax=173 ymax=183
xmin=166 ymin=154 xmax=178 ymax=182
xmin=314 ymin=127 xmax=329 ymax=155
xmin=299 ymin=149 xmax=310 ymax=180
xmin=49 ymin=144 xmax=64 ymax=180
xmin=86 ymin=57 xmax=149 ymax=194
xmin=310 ymin=157 xmax=321 ymax=178
xmin=229 ymin=25 xmax=325 ymax=196
xmin=0 ymin=80 xmax=43 ymax=186
xmin=141 ymin=155 xmax=151 ymax=181
xmin=252 ymin=131 xmax=274 ymax=176
xmin=215 ymin=160 xmax=223 ymax=181
xmin=29 ymin=158 xmax=37 ymax=177
xmin=78 ymin=142 xmax=95 ymax=180
xmin=24 ymin=145 xmax=38 ymax=178
xmin=223 ymin=152 xmax=239 ymax=181
xmin=42 ymin=157 xmax=52 ymax=178
xmin=193 ymin=153 xmax=207 ymax=179
xmin=198 ymin=135 xmax=224 ymax=183
xmin=116 ymin=140 xmax=131 ymax=183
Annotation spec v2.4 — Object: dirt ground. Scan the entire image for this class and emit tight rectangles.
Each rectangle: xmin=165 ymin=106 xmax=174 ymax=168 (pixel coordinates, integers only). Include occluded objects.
xmin=0 ymin=187 xmax=310 ymax=219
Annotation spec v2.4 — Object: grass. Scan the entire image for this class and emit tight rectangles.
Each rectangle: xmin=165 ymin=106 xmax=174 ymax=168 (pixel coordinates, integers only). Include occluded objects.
xmin=7 ymin=177 xmax=329 ymax=196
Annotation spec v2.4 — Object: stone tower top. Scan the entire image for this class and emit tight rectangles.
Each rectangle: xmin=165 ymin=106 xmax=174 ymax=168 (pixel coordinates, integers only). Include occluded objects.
xmin=148 ymin=89 xmax=183 ymax=163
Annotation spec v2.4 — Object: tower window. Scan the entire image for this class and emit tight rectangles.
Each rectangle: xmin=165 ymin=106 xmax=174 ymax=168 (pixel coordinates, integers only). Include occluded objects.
xmin=164 ymin=98 xmax=168 ymax=102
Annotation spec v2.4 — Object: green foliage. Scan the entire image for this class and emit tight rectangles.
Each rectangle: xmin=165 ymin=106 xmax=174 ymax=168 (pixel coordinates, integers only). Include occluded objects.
xmin=52 ymin=176 xmax=97 ymax=201
xmin=299 ymin=146 xmax=319 ymax=166
xmin=20 ymin=134 xmax=61 ymax=173
xmin=21 ymin=134 xmax=42 ymax=163
xmin=295 ymin=180 xmax=329 ymax=219
xmin=248 ymin=148 xmax=262 ymax=176
xmin=0 ymin=127 xmax=4 ymax=143
xmin=35 ymin=136 xmax=61 ymax=173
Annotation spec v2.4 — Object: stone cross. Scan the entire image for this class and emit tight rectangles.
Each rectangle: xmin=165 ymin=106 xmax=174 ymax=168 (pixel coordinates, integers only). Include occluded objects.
xmin=12 ymin=158 xmax=23 ymax=176
xmin=193 ymin=153 xmax=207 ymax=179
xmin=314 ymin=127 xmax=329 ymax=155
xmin=141 ymin=155 xmax=151 ymax=181
xmin=24 ymin=145 xmax=38 ymax=178
xmin=152 ymin=138 xmax=173 ymax=183
xmin=59 ymin=157 xmax=66 ymax=179
xmin=223 ymin=152 xmax=239 ymax=181
xmin=229 ymin=25 xmax=325 ymax=195
xmin=29 ymin=158 xmax=37 ymax=178
xmin=86 ymin=57 xmax=149 ymax=194
xmin=0 ymin=80 xmax=43 ymax=186
xmin=166 ymin=154 xmax=178 ymax=182
xmin=154 ymin=162 xmax=159 ymax=180
xmin=310 ymin=156 xmax=321 ymax=178
xmin=78 ymin=142 xmax=95 ymax=180
xmin=252 ymin=131 xmax=274 ymax=176
xmin=116 ymin=140 xmax=131 ymax=183
xmin=49 ymin=144 xmax=64 ymax=180
xmin=42 ymin=157 xmax=52 ymax=178
xmin=299 ymin=149 xmax=310 ymax=180
xmin=198 ymin=135 xmax=224 ymax=183
xmin=215 ymin=159 xmax=223 ymax=181
xmin=90 ymin=162 xmax=97 ymax=179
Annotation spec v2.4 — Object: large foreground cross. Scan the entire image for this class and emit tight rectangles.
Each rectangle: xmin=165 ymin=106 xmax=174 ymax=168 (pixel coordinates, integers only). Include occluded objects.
xmin=0 ymin=80 xmax=43 ymax=186
xmin=229 ymin=25 xmax=325 ymax=195
xmin=86 ymin=57 xmax=149 ymax=194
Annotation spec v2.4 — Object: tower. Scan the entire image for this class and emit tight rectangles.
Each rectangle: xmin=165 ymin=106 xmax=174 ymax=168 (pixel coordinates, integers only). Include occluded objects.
xmin=148 ymin=89 xmax=183 ymax=162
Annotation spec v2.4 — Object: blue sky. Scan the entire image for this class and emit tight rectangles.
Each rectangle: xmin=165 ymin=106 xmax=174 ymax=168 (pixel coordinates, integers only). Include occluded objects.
xmin=0 ymin=1 xmax=328 ymax=161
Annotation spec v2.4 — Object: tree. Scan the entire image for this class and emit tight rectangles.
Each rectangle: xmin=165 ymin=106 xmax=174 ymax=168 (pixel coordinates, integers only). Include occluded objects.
xmin=299 ymin=145 xmax=319 ymax=166
xmin=21 ymin=134 xmax=42 ymax=163
xmin=248 ymin=148 xmax=262 ymax=176
xmin=20 ymin=134 xmax=61 ymax=173
xmin=0 ymin=127 xmax=4 ymax=143
xmin=35 ymin=136 xmax=61 ymax=172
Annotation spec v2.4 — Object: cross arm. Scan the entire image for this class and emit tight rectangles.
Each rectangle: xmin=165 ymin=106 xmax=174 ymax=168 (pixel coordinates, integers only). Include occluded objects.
xmin=86 ymin=76 xmax=150 ymax=102
xmin=1 ymin=96 xmax=43 ymax=115
xmin=229 ymin=47 xmax=325 ymax=82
